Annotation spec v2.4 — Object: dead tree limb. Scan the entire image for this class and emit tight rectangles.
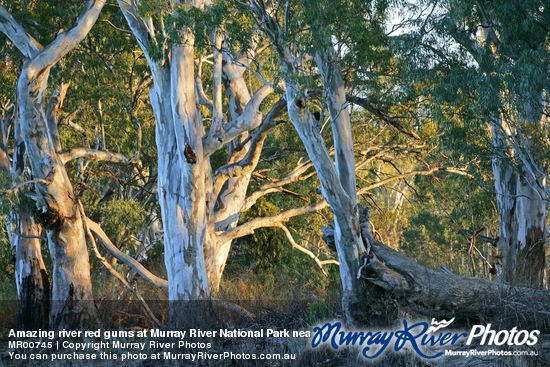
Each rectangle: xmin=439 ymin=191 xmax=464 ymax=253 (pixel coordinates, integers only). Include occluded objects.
xmin=322 ymin=206 xmax=550 ymax=330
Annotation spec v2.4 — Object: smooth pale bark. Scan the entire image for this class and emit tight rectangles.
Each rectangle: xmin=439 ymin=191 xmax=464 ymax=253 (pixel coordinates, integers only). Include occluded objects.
xmin=449 ymin=21 xmax=548 ymax=289
xmin=492 ymin=121 xmax=547 ymax=287
xmin=118 ymin=0 xmax=277 ymax=299
xmin=0 ymin=0 xmax=106 ymax=328
xmin=0 ymin=117 xmax=50 ymax=329
xmin=282 ymin=69 xmax=368 ymax=326
xmin=315 ymin=49 xmax=357 ymax=203
xmin=149 ymin=69 xmax=210 ymax=303
xmin=247 ymin=1 xmax=370 ymax=325
xmin=119 ymin=5 xmax=214 ymax=303
xmin=210 ymin=46 xmax=260 ymax=290
xmin=314 ymin=49 xmax=384 ymax=324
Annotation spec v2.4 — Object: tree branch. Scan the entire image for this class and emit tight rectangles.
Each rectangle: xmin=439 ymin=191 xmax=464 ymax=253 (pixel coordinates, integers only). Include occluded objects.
xmin=84 ymin=217 xmax=161 ymax=326
xmin=29 ymin=0 xmax=106 ymax=72
xmin=0 ymin=178 xmax=51 ymax=196
xmin=46 ymin=83 xmax=70 ymax=152
xmin=212 ymin=98 xmax=286 ymax=196
xmin=0 ymin=5 xmax=43 ymax=59
xmin=85 ymin=218 xmax=168 ymax=289
xmin=277 ymin=223 xmax=338 ymax=277
xmin=195 ymin=59 xmax=214 ymax=111
xmin=242 ymin=160 xmax=315 ymax=212
xmin=357 ymin=166 xmax=472 ymax=196
xmin=116 ymin=0 xmax=151 ymax=55
xmin=347 ymin=95 xmax=421 ymax=140
xmin=59 ymin=148 xmax=140 ymax=165
xmin=202 ymin=84 xmax=274 ymax=156
xmin=217 ymin=199 xmax=329 ymax=244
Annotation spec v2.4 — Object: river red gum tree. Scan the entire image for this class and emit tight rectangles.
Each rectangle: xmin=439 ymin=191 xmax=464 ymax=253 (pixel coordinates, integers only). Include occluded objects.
xmin=0 ymin=0 xmax=106 ymax=328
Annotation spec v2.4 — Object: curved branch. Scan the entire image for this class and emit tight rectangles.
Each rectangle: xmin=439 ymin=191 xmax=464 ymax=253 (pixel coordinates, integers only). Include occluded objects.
xmin=46 ymin=83 xmax=70 ymax=152
xmin=59 ymin=148 xmax=140 ymax=165
xmin=242 ymin=160 xmax=315 ymax=212
xmin=217 ymin=199 xmax=329 ymax=244
xmin=0 ymin=5 xmax=43 ymax=59
xmin=29 ymin=0 xmax=106 ymax=72
xmin=357 ymin=166 xmax=472 ymax=195
xmin=228 ymin=166 xmax=471 ymax=243
xmin=347 ymin=96 xmax=421 ymax=140
xmin=277 ymin=224 xmax=338 ymax=277
xmin=203 ymin=84 xmax=274 ymax=156
xmin=213 ymin=98 xmax=286 ymax=196
xmin=195 ymin=59 xmax=214 ymax=111
xmin=0 ymin=178 xmax=50 ymax=196
xmin=116 ymin=0 xmax=151 ymax=52
xmin=85 ymin=218 xmax=161 ymax=326
xmin=86 ymin=218 xmax=168 ymax=289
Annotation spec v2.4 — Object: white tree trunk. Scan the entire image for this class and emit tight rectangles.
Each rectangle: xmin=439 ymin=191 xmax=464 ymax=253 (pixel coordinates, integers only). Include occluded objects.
xmin=0 ymin=120 xmax=50 ymax=329
xmin=18 ymin=67 xmax=97 ymax=327
xmin=1 ymin=0 xmax=106 ymax=328
xmin=315 ymin=49 xmax=357 ymax=203
xmin=492 ymin=122 xmax=547 ymax=287
xmin=282 ymin=68 xmax=368 ymax=326
xmin=209 ymin=51 xmax=258 ymax=291
xmin=149 ymin=78 xmax=211 ymax=306
xmin=246 ymin=3 xmax=372 ymax=324
xmin=12 ymin=212 xmax=51 ymax=329
xmin=118 ymin=0 xmax=278 ymax=299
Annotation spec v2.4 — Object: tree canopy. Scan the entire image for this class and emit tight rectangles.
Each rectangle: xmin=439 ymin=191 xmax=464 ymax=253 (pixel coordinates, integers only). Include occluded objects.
xmin=0 ymin=0 xmax=548 ymax=364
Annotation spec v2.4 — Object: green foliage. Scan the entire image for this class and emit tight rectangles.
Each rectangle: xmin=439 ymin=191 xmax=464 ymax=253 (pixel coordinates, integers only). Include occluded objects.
xmin=239 ymin=197 xmax=285 ymax=269
xmin=305 ymin=299 xmax=331 ymax=323
xmin=0 ymin=0 xmax=547 ymax=325
xmin=98 ymin=198 xmax=146 ymax=249
xmin=0 ymin=223 xmax=13 ymax=278
xmin=165 ymin=1 xmax=229 ymax=52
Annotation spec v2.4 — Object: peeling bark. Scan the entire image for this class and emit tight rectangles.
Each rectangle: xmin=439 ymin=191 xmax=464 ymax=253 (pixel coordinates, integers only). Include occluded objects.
xmin=118 ymin=0 xmax=279 ymax=300
xmin=13 ymin=213 xmax=51 ymax=330
xmin=0 ymin=0 xmax=106 ymax=328
xmin=0 ymin=103 xmax=51 ymax=330
xmin=492 ymin=121 xmax=547 ymax=288
xmin=1 ymin=135 xmax=51 ymax=329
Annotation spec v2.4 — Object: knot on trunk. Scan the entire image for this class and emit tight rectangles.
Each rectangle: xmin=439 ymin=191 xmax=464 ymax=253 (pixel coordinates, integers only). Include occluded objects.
xmin=321 ymin=204 xmax=372 ymax=253
xmin=294 ymin=98 xmax=305 ymax=110
xmin=321 ymin=224 xmax=335 ymax=252
xmin=184 ymin=142 xmax=197 ymax=164
xmin=36 ymin=197 xmax=66 ymax=231
xmin=356 ymin=252 xmax=410 ymax=292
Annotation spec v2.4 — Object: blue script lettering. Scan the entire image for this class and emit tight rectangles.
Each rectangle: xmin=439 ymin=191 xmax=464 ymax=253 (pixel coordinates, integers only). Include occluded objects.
xmin=394 ymin=320 xmax=467 ymax=359
xmin=311 ymin=322 xmax=342 ymax=349
xmin=361 ymin=331 xmax=394 ymax=359
xmin=311 ymin=322 xmax=393 ymax=358
xmin=311 ymin=320 xmax=467 ymax=360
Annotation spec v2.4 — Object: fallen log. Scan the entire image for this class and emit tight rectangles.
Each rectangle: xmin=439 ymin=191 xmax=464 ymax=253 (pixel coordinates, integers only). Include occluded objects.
xmin=322 ymin=206 xmax=550 ymax=331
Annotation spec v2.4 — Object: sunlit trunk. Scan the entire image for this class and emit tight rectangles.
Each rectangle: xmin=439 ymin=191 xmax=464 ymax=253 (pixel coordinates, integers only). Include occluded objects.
xmin=148 ymin=47 xmax=211 ymax=310
xmin=282 ymin=62 xmax=369 ymax=325
xmin=0 ymin=122 xmax=50 ymax=329
xmin=18 ymin=66 xmax=97 ymax=328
